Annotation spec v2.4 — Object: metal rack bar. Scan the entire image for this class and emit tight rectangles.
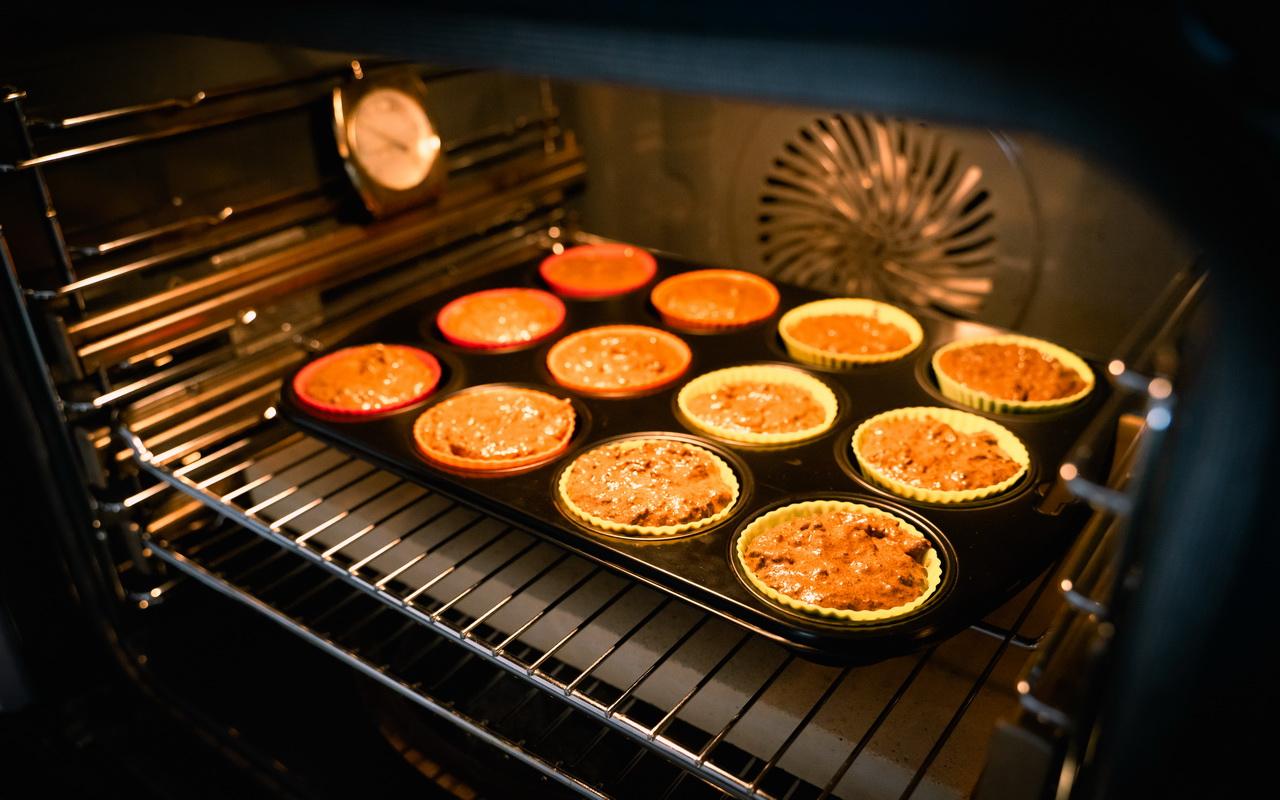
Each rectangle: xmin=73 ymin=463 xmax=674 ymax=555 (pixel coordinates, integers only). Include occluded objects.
xmin=127 ymin=404 xmax=1067 ymax=798
xmin=899 ymin=568 xmax=1058 ymax=798
xmin=6 ymin=63 xmax=476 ymax=172
xmin=144 ymin=538 xmax=610 ymax=800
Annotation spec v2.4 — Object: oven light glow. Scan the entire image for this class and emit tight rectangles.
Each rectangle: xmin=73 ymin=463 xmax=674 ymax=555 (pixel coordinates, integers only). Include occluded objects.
xmin=548 ymin=226 xmax=561 ymax=238
xmin=551 ymin=243 xmax=565 ymax=254
xmin=1146 ymin=407 xmax=1172 ymax=430
xmin=264 ymin=406 xmax=277 ymax=420
xmin=1148 ymin=377 xmax=1173 ymax=399
xmin=1060 ymin=579 xmax=1073 ymax=592
xmin=1016 ymin=680 xmax=1030 ymax=694
xmin=150 ymin=587 xmax=162 ymax=598
xmin=1059 ymin=463 xmax=1078 ymax=481
xmin=1108 ymin=359 xmax=1125 ymax=376
xmin=240 ymin=309 xmax=258 ymax=324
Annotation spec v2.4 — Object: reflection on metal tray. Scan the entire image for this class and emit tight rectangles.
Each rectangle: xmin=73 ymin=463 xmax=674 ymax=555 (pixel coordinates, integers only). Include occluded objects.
xmin=279 ymin=252 xmax=1109 ymax=663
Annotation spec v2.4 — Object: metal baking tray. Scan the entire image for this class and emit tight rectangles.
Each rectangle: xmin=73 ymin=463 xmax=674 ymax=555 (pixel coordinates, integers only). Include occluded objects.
xmin=280 ymin=251 xmax=1109 ymax=663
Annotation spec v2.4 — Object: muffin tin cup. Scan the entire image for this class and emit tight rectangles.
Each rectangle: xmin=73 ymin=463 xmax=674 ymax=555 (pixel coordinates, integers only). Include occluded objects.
xmin=735 ymin=499 xmax=944 ymax=623
xmin=539 ymin=243 xmax=658 ymax=299
xmin=546 ymin=324 xmax=693 ymax=397
xmin=676 ymin=364 xmax=838 ymax=446
xmin=931 ymin=334 xmax=1095 ymax=413
xmin=851 ymin=407 xmax=1031 ymax=504
xmin=292 ymin=345 xmax=443 ymax=418
xmin=778 ymin=298 xmax=924 ymax=367
xmin=436 ymin=287 xmax=566 ymax=350
xmin=556 ymin=434 xmax=742 ymax=538
xmin=281 ymin=249 xmax=1109 ymax=664
xmin=412 ymin=384 xmax=579 ymax=473
xmin=650 ymin=269 xmax=781 ymax=330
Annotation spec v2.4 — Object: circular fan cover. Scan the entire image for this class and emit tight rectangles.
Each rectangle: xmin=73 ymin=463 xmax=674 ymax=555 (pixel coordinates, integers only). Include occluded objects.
xmin=750 ymin=113 xmax=1038 ymax=321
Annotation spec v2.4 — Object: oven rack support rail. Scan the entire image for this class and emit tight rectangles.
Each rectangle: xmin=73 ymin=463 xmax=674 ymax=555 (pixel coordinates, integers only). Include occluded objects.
xmin=122 ymin=414 xmax=1055 ymax=800
xmin=1015 ymin=267 xmax=1204 ymax=739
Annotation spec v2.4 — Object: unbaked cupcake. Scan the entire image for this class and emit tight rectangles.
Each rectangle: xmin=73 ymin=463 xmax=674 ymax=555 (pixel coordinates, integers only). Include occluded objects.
xmin=413 ymin=385 xmax=575 ymax=471
xmin=293 ymin=343 xmax=441 ymax=416
xmin=931 ymin=334 xmax=1093 ymax=413
xmin=558 ymin=437 xmax=739 ymax=536
xmin=778 ymin=298 xmax=923 ymax=367
xmin=436 ymin=287 xmax=565 ymax=349
xmin=546 ymin=325 xmax=691 ymax=397
xmin=852 ymin=407 xmax=1029 ymax=503
xmin=676 ymin=365 xmax=837 ymax=445
xmin=650 ymin=269 xmax=780 ymax=329
xmin=539 ymin=243 xmax=657 ymax=298
xmin=735 ymin=500 xmax=942 ymax=621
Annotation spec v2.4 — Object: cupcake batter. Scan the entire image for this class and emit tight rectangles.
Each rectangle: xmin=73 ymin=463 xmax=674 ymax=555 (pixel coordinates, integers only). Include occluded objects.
xmin=937 ymin=342 xmax=1085 ymax=401
xmin=565 ymin=440 xmax=733 ymax=527
xmin=859 ymin=416 xmax=1021 ymax=491
xmin=745 ymin=509 xmax=932 ymax=611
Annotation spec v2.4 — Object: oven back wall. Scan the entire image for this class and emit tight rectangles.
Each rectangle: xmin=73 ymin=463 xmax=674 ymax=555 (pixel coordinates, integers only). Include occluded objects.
xmin=558 ymin=82 xmax=1193 ymax=356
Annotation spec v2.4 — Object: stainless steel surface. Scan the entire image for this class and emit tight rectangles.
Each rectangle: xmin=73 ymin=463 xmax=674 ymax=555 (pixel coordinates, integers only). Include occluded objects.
xmin=559 ymin=86 xmax=1194 ymax=353
xmin=755 ymin=113 xmax=1004 ymax=318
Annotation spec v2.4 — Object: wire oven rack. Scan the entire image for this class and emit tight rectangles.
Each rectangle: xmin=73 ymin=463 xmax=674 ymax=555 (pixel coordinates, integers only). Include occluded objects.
xmin=128 ymin=412 xmax=1062 ymax=800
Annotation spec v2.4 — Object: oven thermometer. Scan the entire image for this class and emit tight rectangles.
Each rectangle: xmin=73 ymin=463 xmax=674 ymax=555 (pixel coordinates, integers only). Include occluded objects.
xmin=333 ymin=73 xmax=446 ymax=217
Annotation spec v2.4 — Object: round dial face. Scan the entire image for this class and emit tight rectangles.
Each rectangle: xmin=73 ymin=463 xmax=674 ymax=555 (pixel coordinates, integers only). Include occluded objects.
xmin=347 ymin=87 xmax=441 ymax=191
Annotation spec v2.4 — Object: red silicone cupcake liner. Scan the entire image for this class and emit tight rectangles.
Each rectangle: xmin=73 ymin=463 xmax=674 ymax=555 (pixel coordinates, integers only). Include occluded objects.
xmin=293 ymin=345 xmax=442 ymax=417
xmin=412 ymin=385 xmax=576 ymax=472
xmin=546 ymin=324 xmax=692 ymax=397
xmin=650 ymin=269 xmax=780 ymax=330
xmin=539 ymin=243 xmax=658 ymax=299
xmin=436 ymin=287 xmax=566 ymax=350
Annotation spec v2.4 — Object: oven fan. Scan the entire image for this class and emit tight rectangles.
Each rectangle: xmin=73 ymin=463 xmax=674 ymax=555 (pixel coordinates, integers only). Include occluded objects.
xmin=735 ymin=112 xmax=1041 ymax=325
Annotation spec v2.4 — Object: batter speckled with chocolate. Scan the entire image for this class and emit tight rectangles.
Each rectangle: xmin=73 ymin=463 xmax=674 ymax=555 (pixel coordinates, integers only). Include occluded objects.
xmin=439 ymin=289 xmax=561 ymax=346
xmin=745 ymin=509 xmax=932 ymax=611
xmin=548 ymin=326 xmax=689 ymax=394
xmin=786 ymin=313 xmax=912 ymax=355
xmin=685 ymin=381 xmax=825 ymax=435
xmin=859 ymin=415 xmax=1021 ymax=491
xmin=937 ymin=342 xmax=1085 ymax=402
xmin=414 ymin=386 xmax=574 ymax=464
xmin=564 ymin=440 xmax=734 ymax=527
xmin=300 ymin=344 xmax=436 ymax=412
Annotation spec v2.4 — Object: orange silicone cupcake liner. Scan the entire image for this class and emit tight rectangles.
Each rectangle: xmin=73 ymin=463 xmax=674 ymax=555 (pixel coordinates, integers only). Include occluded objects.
xmin=412 ymin=385 xmax=576 ymax=472
xmin=650 ymin=269 xmax=780 ymax=330
xmin=539 ymin=243 xmax=658 ymax=299
xmin=546 ymin=324 xmax=692 ymax=397
xmin=292 ymin=345 xmax=442 ymax=418
xmin=435 ymin=287 xmax=566 ymax=350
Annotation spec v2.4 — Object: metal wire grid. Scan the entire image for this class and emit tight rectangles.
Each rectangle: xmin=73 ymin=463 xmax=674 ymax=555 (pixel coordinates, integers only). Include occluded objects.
xmin=130 ymin=416 xmax=1057 ymax=800
xmin=148 ymin=516 xmax=737 ymax=800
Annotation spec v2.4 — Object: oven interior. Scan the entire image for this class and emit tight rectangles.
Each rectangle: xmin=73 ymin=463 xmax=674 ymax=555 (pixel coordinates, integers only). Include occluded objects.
xmin=0 ymin=31 xmax=1208 ymax=799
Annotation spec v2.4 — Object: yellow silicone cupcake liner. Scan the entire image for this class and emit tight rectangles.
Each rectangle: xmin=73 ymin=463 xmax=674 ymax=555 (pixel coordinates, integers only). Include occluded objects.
xmin=676 ymin=365 xmax=838 ymax=445
xmin=851 ymin=407 xmax=1030 ymax=504
xmin=931 ymin=334 xmax=1094 ymax=413
xmin=778 ymin=298 xmax=924 ymax=367
xmin=558 ymin=438 xmax=741 ymax=537
xmin=735 ymin=500 xmax=942 ymax=622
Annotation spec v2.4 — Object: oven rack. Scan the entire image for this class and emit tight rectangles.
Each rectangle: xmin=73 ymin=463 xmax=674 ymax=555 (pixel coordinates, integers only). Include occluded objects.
xmin=146 ymin=514 xmax=729 ymax=800
xmin=125 ymin=411 xmax=1060 ymax=800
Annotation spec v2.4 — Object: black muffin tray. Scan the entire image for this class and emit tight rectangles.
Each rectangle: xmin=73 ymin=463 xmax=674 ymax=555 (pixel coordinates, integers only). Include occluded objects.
xmin=280 ymin=251 xmax=1109 ymax=664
